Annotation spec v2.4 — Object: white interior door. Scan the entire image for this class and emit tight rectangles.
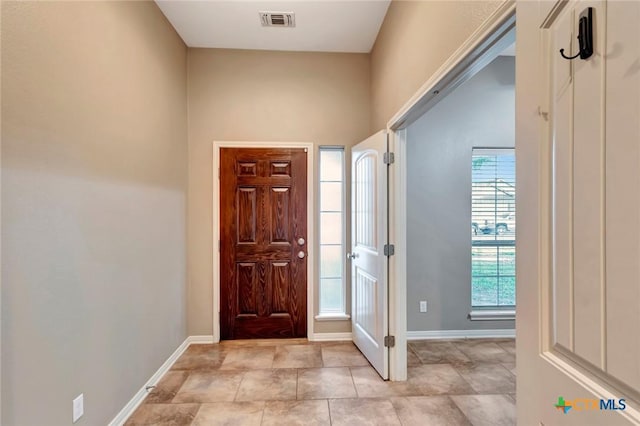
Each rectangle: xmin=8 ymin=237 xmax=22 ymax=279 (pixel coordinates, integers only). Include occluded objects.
xmin=350 ymin=130 xmax=389 ymax=379
xmin=519 ymin=0 xmax=640 ymax=423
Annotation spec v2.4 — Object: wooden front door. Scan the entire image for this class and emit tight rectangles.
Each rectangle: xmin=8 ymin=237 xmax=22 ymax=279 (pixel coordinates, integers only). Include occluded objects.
xmin=220 ymin=148 xmax=307 ymax=339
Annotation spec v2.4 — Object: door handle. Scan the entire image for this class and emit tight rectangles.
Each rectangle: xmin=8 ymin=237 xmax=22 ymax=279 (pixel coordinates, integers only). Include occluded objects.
xmin=346 ymin=252 xmax=359 ymax=260
xmin=297 ymin=237 xmax=305 ymax=246
xmin=297 ymin=251 xmax=306 ymax=259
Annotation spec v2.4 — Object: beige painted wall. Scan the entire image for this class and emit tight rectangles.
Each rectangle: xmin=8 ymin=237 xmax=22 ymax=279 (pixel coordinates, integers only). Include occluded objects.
xmin=370 ymin=0 xmax=503 ymax=131
xmin=187 ymin=48 xmax=370 ymax=336
xmin=1 ymin=2 xmax=187 ymax=424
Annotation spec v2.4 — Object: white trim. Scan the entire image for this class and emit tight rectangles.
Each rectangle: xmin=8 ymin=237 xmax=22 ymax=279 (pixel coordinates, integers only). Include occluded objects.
xmin=109 ymin=336 xmax=202 ymax=426
xmin=314 ymin=313 xmax=351 ymax=321
xmin=108 ymin=339 xmax=189 ymax=426
xmin=469 ymin=310 xmax=516 ymax=321
xmin=388 ymin=129 xmax=407 ymax=381
xmin=212 ymin=141 xmax=315 ymax=342
xmin=108 ymin=335 xmax=214 ymax=426
xmin=308 ymin=332 xmax=353 ymax=342
xmin=187 ymin=335 xmax=216 ymax=344
xmin=407 ymin=329 xmax=515 ymax=340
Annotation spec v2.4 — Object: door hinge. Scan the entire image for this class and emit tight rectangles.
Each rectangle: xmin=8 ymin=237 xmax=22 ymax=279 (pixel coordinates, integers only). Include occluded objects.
xmin=384 ymin=244 xmax=395 ymax=257
xmin=384 ymin=335 xmax=395 ymax=347
xmin=218 ymin=240 xmax=220 ymax=252
xmin=383 ymin=152 xmax=395 ymax=165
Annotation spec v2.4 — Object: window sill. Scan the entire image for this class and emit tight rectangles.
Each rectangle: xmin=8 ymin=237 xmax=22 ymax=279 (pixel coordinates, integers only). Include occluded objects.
xmin=315 ymin=313 xmax=351 ymax=322
xmin=468 ymin=309 xmax=516 ymax=321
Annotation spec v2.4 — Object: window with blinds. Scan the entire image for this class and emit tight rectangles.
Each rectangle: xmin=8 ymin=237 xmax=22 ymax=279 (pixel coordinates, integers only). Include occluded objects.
xmin=471 ymin=148 xmax=516 ymax=307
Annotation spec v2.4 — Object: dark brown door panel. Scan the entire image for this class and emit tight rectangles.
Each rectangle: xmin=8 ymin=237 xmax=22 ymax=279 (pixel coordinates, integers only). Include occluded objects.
xmin=220 ymin=148 xmax=307 ymax=339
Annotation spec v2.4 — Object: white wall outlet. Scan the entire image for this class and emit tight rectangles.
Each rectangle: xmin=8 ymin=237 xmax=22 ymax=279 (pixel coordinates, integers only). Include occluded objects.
xmin=72 ymin=394 xmax=84 ymax=423
xmin=419 ymin=300 xmax=427 ymax=313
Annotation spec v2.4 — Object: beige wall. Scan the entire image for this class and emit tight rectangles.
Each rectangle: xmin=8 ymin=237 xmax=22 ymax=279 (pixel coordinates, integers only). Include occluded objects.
xmin=370 ymin=0 xmax=503 ymax=131
xmin=187 ymin=48 xmax=370 ymax=336
xmin=1 ymin=2 xmax=187 ymax=424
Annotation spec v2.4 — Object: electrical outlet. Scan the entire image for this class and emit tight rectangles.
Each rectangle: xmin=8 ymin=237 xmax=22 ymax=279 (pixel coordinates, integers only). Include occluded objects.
xmin=72 ymin=394 xmax=84 ymax=423
xmin=420 ymin=301 xmax=427 ymax=313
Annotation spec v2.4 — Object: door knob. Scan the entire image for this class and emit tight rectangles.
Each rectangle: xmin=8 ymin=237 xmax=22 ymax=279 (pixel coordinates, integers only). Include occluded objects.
xmin=297 ymin=237 xmax=305 ymax=246
xmin=346 ymin=252 xmax=359 ymax=260
xmin=297 ymin=251 xmax=306 ymax=259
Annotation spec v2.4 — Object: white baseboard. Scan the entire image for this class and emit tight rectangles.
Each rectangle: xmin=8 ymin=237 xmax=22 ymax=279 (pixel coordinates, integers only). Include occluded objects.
xmin=108 ymin=335 xmax=215 ymax=426
xmin=308 ymin=332 xmax=353 ymax=342
xmin=187 ymin=335 xmax=216 ymax=344
xmin=407 ymin=329 xmax=515 ymax=340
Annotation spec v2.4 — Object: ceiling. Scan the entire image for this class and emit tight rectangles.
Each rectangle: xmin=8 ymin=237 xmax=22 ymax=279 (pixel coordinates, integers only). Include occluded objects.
xmin=155 ymin=1 xmax=391 ymax=53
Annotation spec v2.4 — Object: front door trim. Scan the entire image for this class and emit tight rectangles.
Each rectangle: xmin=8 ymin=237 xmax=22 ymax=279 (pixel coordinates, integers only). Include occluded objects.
xmin=212 ymin=141 xmax=315 ymax=342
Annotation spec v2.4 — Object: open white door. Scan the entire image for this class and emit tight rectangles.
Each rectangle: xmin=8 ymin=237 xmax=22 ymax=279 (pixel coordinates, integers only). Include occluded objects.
xmin=349 ymin=130 xmax=389 ymax=379
xmin=518 ymin=0 xmax=640 ymax=423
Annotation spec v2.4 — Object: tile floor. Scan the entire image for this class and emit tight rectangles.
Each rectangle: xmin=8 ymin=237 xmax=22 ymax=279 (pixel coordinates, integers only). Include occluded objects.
xmin=125 ymin=338 xmax=516 ymax=425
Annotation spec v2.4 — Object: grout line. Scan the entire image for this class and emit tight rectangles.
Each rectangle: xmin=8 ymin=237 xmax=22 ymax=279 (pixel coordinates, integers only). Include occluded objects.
xmin=389 ymin=400 xmax=404 ymax=426
xmin=349 ymin=367 xmax=359 ymax=398
xmin=448 ymin=364 xmax=478 ymax=395
xmin=232 ymin=371 xmax=246 ymax=402
xmin=406 ymin=343 xmax=424 ymax=364
xmin=447 ymin=395 xmax=474 ymax=425
xmin=190 ymin=404 xmax=203 ymax=423
xmin=168 ymin=371 xmax=193 ymax=404
xmin=497 ymin=362 xmax=516 ymax=378
xmin=327 ymin=399 xmax=333 ymax=426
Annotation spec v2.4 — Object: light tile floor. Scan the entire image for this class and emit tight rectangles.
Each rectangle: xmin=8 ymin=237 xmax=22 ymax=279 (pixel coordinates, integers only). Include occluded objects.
xmin=126 ymin=338 xmax=516 ymax=425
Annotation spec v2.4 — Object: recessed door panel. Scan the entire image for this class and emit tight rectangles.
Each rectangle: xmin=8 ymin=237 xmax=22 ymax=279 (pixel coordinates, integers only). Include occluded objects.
xmin=551 ymin=6 xmax=574 ymax=351
xmin=271 ymin=262 xmax=291 ymax=314
xmin=237 ymin=188 xmax=257 ymax=244
xmin=550 ymin=0 xmax=606 ymax=368
xmin=270 ymin=187 xmax=290 ymax=244
xmin=270 ymin=161 xmax=291 ymax=176
xmin=354 ymin=267 xmax=379 ymax=344
xmin=355 ymin=153 xmax=377 ymax=250
xmin=238 ymin=162 xmax=257 ymax=176
xmin=571 ymin=0 xmax=605 ymax=366
xmin=237 ymin=262 xmax=257 ymax=315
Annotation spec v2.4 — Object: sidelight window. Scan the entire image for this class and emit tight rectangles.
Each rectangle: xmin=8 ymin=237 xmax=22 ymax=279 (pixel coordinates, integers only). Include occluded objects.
xmin=471 ymin=148 xmax=516 ymax=307
xmin=317 ymin=147 xmax=348 ymax=318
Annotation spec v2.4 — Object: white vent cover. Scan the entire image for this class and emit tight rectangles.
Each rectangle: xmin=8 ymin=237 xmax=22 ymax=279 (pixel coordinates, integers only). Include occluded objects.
xmin=259 ymin=12 xmax=295 ymax=27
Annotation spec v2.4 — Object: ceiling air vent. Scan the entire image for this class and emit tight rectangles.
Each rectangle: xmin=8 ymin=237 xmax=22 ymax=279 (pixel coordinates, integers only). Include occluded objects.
xmin=260 ymin=12 xmax=295 ymax=28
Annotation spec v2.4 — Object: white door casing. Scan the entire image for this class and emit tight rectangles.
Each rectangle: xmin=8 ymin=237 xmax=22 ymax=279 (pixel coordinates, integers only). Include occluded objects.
xmin=350 ymin=130 xmax=389 ymax=379
xmin=518 ymin=0 xmax=640 ymax=424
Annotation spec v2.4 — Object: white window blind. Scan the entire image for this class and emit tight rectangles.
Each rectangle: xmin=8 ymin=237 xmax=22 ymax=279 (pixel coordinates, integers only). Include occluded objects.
xmin=318 ymin=147 xmax=347 ymax=316
xmin=471 ymin=148 xmax=516 ymax=307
